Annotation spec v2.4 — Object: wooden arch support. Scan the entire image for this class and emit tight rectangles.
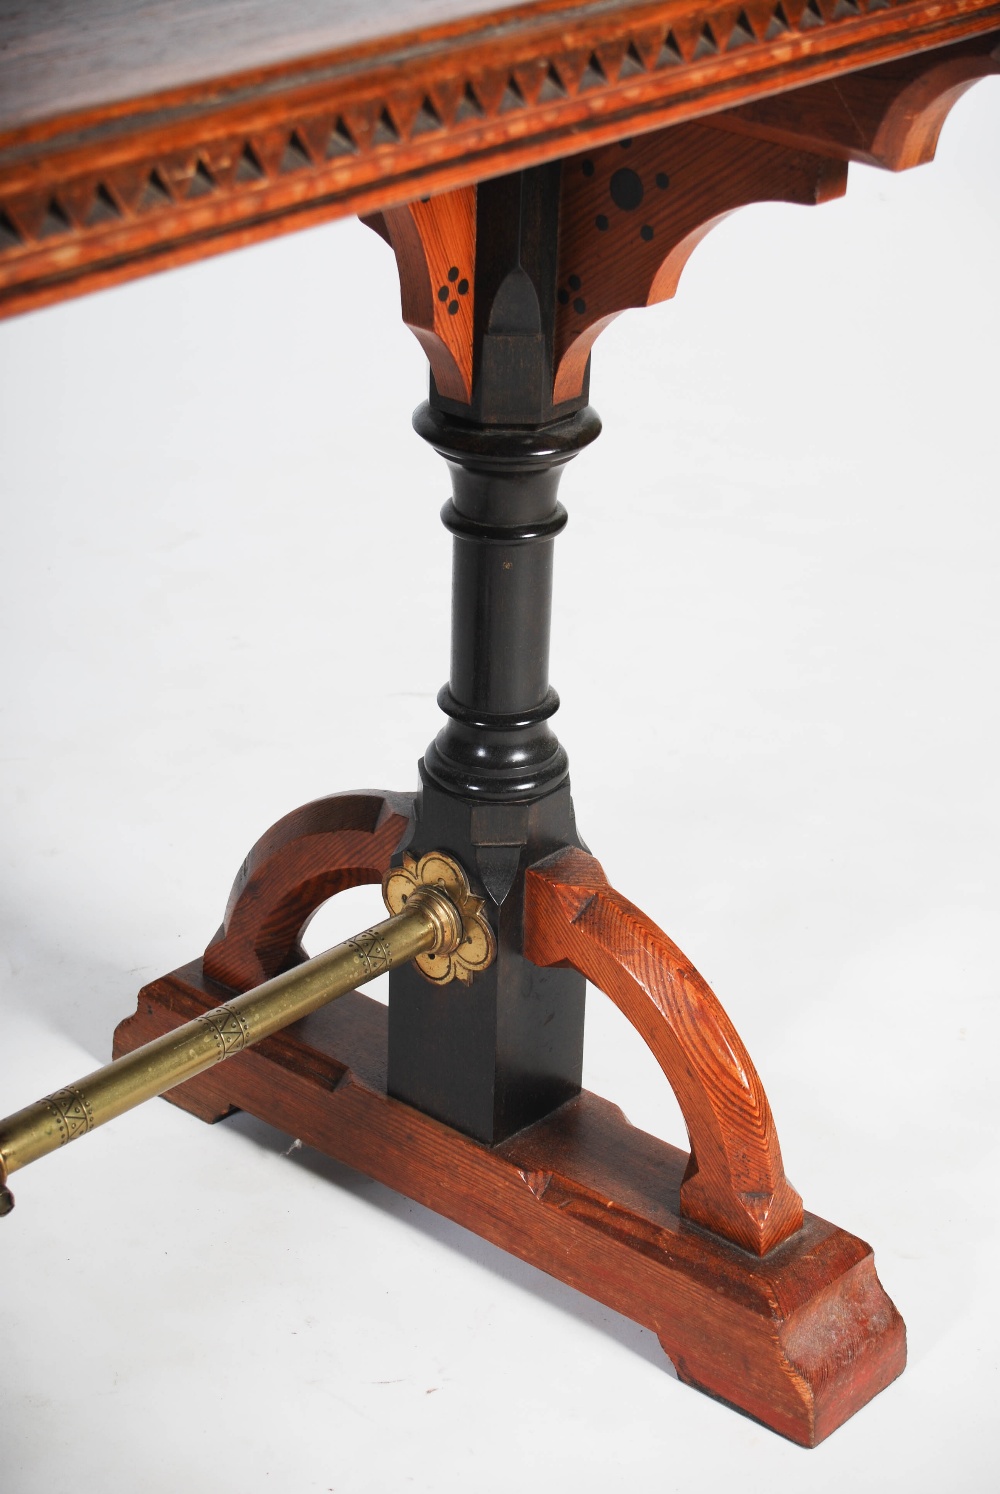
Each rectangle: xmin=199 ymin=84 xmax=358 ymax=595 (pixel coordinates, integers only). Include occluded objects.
xmin=203 ymin=790 xmax=414 ymax=992
xmin=524 ymin=847 xmax=803 ymax=1255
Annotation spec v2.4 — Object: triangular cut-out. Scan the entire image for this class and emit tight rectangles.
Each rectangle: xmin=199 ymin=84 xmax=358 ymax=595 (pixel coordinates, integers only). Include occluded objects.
xmin=411 ymin=98 xmax=442 ymax=135
xmin=619 ymin=42 xmax=648 ymax=77
xmin=538 ymin=65 xmax=567 ymax=102
xmin=84 ymin=183 xmax=121 ymax=226
xmin=372 ymin=109 xmax=400 ymax=145
xmin=186 ymin=160 xmax=215 ymax=198
xmin=579 ymin=53 xmax=606 ymax=90
xmin=832 ymin=0 xmax=859 ymax=15
xmin=454 ymin=82 xmax=485 ymax=122
xmin=137 ymin=169 xmax=172 ymax=212
xmin=499 ymin=78 xmax=525 ymax=112
xmin=280 ymin=131 xmax=311 ymax=173
xmin=655 ymin=32 xmax=683 ymax=67
xmin=0 ymin=208 xmax=23 ymax=248
xmin=326 ymin=119 xmax=357 ymax=157
xmin=38 ymin=198 xmax=72 ymax=237
xmin=866 ymin=0 xmax=890 ymax=9
xmin=694 ymin=24 xmax=719 ymax=58
xmin=765 ymin=3 xmax=791 ymax=38
xmin=235 ymin=144 xmax=266 ymax=182
xmin=800 ymin=0 xmax=825 ymax=28
xmin=727 ymin=11 xmax=757 ymax=48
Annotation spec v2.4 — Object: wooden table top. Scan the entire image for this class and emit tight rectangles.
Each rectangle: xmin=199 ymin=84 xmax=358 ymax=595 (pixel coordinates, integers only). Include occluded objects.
xmin=2 ymin=0 xmax=997 ymax=316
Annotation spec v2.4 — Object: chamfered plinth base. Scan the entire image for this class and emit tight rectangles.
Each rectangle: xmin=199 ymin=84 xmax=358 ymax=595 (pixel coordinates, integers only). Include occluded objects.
xmin=114 ymin=969 xmax=905 ymax=1447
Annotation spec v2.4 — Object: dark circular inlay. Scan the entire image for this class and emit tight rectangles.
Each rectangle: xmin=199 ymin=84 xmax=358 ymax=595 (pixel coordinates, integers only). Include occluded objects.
xmin=447 ymin=299 xmax=459 ymax=315
xmin=582 ymin=159 xmax=595 ymax=177
xmin=573 ymin=297 xmax=586 ymax=315
xmin=595 ymin=214 xmax=609 ymax=231
xmin=610 ymin=168 xmax=644 ymax=212
xmin=620 ymin=137 xmax=633 ymax=149
xmin=568 ymin=274 xmax=582 ymax=291
xmin=458 ymin=278 xmax=469 ymax=295
xmin=640 ymin=224 xmax=654 ymax=242
xmin=557 ymin=288 xmax=569 ymax=306
xmin=437 ymin=285 xmax=449 ymax=302
xmin=448 ymin=265 xmax=459 ymax=282
xmin=656 ymin=172 xmax=670 ymax=190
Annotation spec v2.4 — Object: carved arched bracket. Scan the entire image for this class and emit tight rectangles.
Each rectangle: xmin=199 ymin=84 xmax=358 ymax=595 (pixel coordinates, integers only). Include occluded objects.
xmin=366 ymin=189 xmax=477 ymax=404
xmin=710 ymin=31 xmax=1000 ymax=170
xmin=203 ymin=790 xmax=414 ymax=992
xmin=552 ymin=125 xmax=847 ymax=403
xmin=524 ymin=846 xmax=803 ymax=1255
xmin=365 ymin=33 xmax=997 ymax=417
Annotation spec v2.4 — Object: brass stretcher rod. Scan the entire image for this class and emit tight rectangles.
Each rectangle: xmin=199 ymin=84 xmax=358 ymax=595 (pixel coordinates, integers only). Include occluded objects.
xmin=0 ymin=852 xmax=495 ymax=1215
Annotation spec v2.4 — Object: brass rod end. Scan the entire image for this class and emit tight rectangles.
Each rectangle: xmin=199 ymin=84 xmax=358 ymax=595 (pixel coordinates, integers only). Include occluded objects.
xmin=383 ymin=852 xmax=496 ymax=985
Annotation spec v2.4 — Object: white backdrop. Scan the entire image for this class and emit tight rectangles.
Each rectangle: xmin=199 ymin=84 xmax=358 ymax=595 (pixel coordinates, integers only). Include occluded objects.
xmin=2 ymin=80 xmax=998 ymax=1494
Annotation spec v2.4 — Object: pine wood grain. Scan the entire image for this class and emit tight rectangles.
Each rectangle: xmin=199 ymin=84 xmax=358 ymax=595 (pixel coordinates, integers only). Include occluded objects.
xmin=2 ymin=3 xmax=997 ymax=316
xmin=711 ymin=30 xmax=1000 ymax=167
xmin=203 ymin=790 xmax=414 ymax=992
xmin=551 ymin=121 xmax=847 ymax=402
xmin=524 ymin=847 xmax=803 ymax=1254
xmin=113 ymin=975 xmax=905 ymax=1446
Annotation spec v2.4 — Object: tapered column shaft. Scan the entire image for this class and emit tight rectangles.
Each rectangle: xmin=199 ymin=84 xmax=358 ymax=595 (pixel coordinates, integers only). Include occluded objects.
xmin=417 ymin=405 xmax=601 ymax=801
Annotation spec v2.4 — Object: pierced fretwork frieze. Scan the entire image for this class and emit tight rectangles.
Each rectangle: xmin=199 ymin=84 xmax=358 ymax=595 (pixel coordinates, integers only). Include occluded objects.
xmin=1 ymin=2 xmax=998 ymax=316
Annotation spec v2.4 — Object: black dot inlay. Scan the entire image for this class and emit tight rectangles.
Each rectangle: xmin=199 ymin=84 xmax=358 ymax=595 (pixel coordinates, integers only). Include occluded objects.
xmin=656 ymin=172 xmax=670 ymax=190
xmin=582 ymin=159 xmax=595 ymax=177
xmin=573 ymin=297 xmax=586 ymax=315
xmin=568 ymin=274 xmax=582 ymax=291
xmin=458 ymin=278 xmax=469 ymax=295
xmin=620 ymin=138 xmax=633 ymax=149
xmin=447 ymin=299 xmax=459 ymax=315
xmin=595 ymin=214 xmax=609 ymax=231
xmin=437 ymin=285 xmax=449 ymax=301
xmin=448 ymin=266 xmax=459 ymax=281
xmin=557 ymin=288 xmax=570 ymax=305
xmin=610 ymin=168 xmax=644 ymax=212
xmin=640 ymin=224 xmax=654 ymax=242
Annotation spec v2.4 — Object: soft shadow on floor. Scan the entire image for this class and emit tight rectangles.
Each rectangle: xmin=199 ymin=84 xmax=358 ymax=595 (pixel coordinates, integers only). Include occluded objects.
xmin=222 ymin=1107 xmax=674 ymax=1377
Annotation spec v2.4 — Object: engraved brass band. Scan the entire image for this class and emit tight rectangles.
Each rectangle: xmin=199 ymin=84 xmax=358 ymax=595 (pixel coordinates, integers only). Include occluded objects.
xmin=0 ymin=853 xmax=494 ymax=1214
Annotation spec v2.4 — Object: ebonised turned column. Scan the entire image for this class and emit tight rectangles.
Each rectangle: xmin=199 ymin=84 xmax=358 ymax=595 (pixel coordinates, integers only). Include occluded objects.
xmin=387 ymin=405 xmax=600 ymax=1145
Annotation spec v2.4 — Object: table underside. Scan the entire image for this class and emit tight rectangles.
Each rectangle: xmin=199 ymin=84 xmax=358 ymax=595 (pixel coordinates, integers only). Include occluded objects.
xmin=1 ymin=0 xmax=997 ymax=317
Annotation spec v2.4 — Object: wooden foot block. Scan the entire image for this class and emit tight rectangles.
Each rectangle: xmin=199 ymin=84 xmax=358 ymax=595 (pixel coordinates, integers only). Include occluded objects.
xmin=115 ymin=966 xmax=906 ymax=1446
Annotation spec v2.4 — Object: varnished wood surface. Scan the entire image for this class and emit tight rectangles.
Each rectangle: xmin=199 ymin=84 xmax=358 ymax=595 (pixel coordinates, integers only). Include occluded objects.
xmin=1 ymin=0 xmax=521 ymax=128
xmin=1 ymin=2 xmax=997 ymax=317
xmin=552 ymin=121 xmax=848 ymax=401
xmin=113 ymin=977 xmax=905 ymax=1446
xmin=525 ymin=848 xmax=803 ymax=1253
xmin=107 ymin=809 xmax=902 ymax=1437
xmin=367 ymin=29 xmax=996 ymax=415
xmin=716 ymin=32 xmax=1000 ymax=166
xmin=203 ymin=790 xmax=413 ymax=991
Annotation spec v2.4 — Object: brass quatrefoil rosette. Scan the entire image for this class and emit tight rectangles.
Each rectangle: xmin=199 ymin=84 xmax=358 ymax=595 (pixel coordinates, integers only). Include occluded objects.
xmin=382 ymin=852 xmax=495 ymax=986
